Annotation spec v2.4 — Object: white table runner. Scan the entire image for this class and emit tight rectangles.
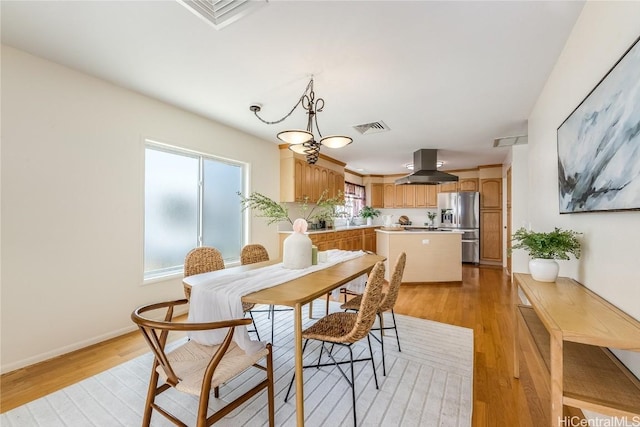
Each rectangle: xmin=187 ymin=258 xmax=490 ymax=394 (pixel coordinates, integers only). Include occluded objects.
xmin=187 ymin=249 xmax=367 ymax=354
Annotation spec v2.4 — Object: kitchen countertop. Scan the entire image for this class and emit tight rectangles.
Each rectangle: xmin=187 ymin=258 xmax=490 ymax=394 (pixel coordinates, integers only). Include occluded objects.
xmin=278 ymin=224 xmax=380 ymax=234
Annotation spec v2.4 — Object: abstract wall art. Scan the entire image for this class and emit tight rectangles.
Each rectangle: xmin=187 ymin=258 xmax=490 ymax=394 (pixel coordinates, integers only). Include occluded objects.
xmin=557 ymin=35 xmax=640 ymax=213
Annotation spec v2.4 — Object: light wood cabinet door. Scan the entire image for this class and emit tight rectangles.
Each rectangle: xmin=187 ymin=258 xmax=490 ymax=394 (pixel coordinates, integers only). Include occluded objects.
xmin=426 ymin=185 xmax=437 ymax=207
xmin=394 ymin=185 xmax=404 ymax=207
xmin=294 ymin=159 xmax=304 ymax=202
xmin=459 ymin=178 xmax=478 ymax=192
xmin=438 ymin=182 xmax=458 ymax=193
xmin=303 ymin=162 xmax=313 ymax=200
xmin=363 ymin=228 xmax=377 ymax=252
xmin=312 ymin=166 xmax=322 ymax=202
xmin=334 ymin=173 xmax=345 ymax=199
xmin=480 ymin=210 xmax=502 ymax=262
xmin=320 ymin=168 xmax=329 ymax=199
xmin=415 ymin=185 xmax=427 ymax=207
xmin=480 ymin=178 xmax=502 ymax=209
xmin=327 ymin=170 xmax=336 ymax=199
xmin=383 ymin=184 xmax=395 ymax=208
xmin=403 ymin=185 xmax=416 ymax=207
xmin=371 ymin=183 xmax=384 ymax=208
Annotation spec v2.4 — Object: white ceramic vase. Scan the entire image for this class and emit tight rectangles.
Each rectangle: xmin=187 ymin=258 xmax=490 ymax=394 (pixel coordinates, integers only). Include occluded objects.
xmin=366 ymin=217 xmax=373 ymax=226
xmin=529 ymin=258 xmax=559 ymax=282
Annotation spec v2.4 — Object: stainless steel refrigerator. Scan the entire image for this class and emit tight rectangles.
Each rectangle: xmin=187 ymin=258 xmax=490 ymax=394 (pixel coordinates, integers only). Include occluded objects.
xmin=438 ymin=191 xmax=480 ymax=264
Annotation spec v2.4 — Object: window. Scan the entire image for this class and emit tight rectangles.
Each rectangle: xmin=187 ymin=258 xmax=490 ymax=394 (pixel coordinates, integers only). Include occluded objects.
xmin=144 ymin=143 xmax=245 ymax=279
xmin=344 ymin=182 xmax=366 ymax=219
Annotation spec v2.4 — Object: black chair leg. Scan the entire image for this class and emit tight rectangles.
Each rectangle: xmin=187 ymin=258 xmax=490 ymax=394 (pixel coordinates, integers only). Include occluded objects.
xmin=367 ymin=334 xmax=379 ymax=388
xmin=391 ymin=309 xmax=401 ymax=352
xmin=271 ymin=308 xmax=275 ymax=344
xmin=248 ymin=311 xmax=261 ymax=341
xmin=285 ymin=339 xmax=309 ymax=402
xmin=348 ymin=346 xmax=357 ymax=427
xmin=378 ymin=313 xmax=386 ymax=377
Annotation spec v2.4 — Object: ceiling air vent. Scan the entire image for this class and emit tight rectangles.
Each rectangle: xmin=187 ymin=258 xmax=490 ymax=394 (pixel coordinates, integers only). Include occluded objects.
xmin=493 ymin=135 xmax=528 ymax=147
xmin=177 ymin=0 xmax=267 ymax=30
xmin=353 ymin=121 xmax=390 ymax=135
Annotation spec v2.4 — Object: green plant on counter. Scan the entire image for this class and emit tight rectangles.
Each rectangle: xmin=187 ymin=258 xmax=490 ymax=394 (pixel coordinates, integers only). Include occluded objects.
xmin=510 ymin=227 xmax=582 ymax=260
xmin=427 ymin=212 xmax=437 ymax=222
xmin=359 ymin=206 xmax=381 ymax=219
xmin=237 ymin=190 xmax=346 ymax=225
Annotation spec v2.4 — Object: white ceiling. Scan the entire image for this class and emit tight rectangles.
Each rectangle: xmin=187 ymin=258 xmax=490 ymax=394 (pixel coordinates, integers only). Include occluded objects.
xmin=1 ymin=0 xmax=584 ymax=174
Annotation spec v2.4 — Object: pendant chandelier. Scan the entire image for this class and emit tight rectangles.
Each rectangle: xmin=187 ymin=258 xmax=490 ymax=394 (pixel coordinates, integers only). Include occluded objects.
xmin=250 ymin=77 xmax=353 ymax=164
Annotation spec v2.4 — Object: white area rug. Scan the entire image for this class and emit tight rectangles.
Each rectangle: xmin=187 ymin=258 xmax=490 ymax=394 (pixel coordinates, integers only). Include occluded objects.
xmin=1 ymin=302 xmax=473 ymax=426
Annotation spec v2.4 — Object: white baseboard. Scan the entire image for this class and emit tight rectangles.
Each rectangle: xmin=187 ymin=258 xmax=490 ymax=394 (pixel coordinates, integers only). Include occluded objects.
xmin=0 ymin=306 xmax=189 ymax=374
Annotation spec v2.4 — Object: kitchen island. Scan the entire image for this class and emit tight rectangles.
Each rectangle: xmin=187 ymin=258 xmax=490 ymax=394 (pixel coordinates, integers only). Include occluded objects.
xmin=376 ymin=229 xmax=462 ymax=283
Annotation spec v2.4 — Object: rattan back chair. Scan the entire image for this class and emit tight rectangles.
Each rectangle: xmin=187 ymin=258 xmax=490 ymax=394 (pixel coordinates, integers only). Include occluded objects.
xmin=285 ymin=261 xmax=385 ymax=426
xmin=240 ymin=244 xmax=269 ymax=265
xmin=340 ymin=252 xmax=406 ymax=376
xmin=183 ymin=247 xmax=225 ymax=300
xmin=184 ymin=246 xmax=261 ymax=340
xmin=131 ymin=299 xmax=274 ymax=427
xmin=240 ymin=243 xmax=291 ymax=344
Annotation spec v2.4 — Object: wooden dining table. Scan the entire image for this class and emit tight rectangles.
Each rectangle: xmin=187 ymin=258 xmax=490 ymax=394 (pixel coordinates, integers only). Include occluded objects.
xmin=241 ymin=252 xmax=384 ymax=426
xmin=183 ymin=252 xmax=385 ymax=426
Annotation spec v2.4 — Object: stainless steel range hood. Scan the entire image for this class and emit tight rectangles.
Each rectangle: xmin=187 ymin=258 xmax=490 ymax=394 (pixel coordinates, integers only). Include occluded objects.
xmin=395 ymin=149 xmax=458 ymax=185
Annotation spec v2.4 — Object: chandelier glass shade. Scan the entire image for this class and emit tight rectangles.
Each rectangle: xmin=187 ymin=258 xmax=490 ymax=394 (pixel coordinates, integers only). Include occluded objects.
xmin=251 ymin=77 xmax=352 ymax=164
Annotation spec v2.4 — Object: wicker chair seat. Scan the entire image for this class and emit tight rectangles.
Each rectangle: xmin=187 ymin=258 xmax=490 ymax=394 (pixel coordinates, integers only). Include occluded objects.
xmin=158 ymin=340 xmax=269 ymax=395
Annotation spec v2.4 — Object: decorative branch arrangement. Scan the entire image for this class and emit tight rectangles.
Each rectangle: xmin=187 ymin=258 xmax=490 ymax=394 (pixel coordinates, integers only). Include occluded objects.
xmin=238 ymin=190 xmax=346 ymax=226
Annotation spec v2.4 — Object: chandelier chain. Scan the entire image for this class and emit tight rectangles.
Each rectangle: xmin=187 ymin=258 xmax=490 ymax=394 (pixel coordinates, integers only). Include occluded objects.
xmin=252 ymin=79 xmax=314 ymax=125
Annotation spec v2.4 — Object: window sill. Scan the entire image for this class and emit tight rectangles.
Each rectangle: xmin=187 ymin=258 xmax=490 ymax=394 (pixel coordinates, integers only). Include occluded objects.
xmin=143 ymin=271 xmax=183 ymax=286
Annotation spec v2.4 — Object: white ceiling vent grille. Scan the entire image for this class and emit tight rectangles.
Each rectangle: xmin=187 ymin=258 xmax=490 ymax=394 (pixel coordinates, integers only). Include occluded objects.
xmin=177 ymin=0 xmax=267 ymax=30
xmin=493 ymin=135 xmax=528 ymax=147
xmin=352 ymin=121 xmax=390 ymax=135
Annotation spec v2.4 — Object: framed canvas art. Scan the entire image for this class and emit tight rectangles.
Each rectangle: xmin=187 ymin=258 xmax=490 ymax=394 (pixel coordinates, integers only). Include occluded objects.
xmin=557 ymin=35 xmax=640 ymax=213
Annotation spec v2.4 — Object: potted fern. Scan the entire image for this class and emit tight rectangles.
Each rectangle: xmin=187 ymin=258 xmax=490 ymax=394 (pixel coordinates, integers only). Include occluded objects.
xmin=359 ymin=206 xmax=381 ymax=226
xmin=511 ymin=227 xmax=582 ymax=282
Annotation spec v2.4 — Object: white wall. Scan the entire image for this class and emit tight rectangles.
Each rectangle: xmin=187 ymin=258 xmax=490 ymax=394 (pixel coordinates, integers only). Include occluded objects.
xmin=0 ymin=46 xmax=281 ymax=372
xmin=504 ymin=144 xmax=530 ymax=272
xmin=525 ymin=1 xmax=640 ymax=377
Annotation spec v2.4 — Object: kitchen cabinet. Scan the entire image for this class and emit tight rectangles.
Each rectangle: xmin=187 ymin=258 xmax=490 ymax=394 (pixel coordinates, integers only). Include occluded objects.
xmin=480 ymin=178 xmax=502 ymax=209
xmin=479 ymin=178 xmax=502 ymax=264
xmin=394 ymin=185 xmax=405 ymax=207
xmin=415 ymin=185 xmax=437 ymax=208
xmin=403 ymin=186 xmax=416 ymax=207
xmin=363 ymin=227 xmax=377 ymax=252
xmin=480 ymin=210 xmax=502 ymax=262
xmin=282 ymin=157 xmax=345 ymax=203
xmin=379 ymin=184 xmax=435 ymax=208
xmin=279 ymin=227 xmax=379 ymax=255
xmin=383 ymin=184 xmax=395 ymax=208
xmin=333 ymin=173 xmax=345 ymax=199
xmin=438 ymin=182 xmax=458 ymax=193
xmin=371 ymin=183 xmax=384 ymax=208
xmin=458 ymin=178 xmax=478 ymax=192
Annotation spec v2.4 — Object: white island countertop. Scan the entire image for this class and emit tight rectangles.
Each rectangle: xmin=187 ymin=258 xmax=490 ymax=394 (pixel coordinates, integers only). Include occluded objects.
xmin=376 ymin=229 xmax=463 ymax=235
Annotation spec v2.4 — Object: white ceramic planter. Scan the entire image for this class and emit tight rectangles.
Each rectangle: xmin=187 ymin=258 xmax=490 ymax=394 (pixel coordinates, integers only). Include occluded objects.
xmin=366 ymin=217 xmax=373 ymax=226
xmin=529 ymin=258 xmax=559 ymax=282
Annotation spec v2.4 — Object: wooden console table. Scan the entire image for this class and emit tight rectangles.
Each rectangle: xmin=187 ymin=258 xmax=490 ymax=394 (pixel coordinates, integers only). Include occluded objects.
xmin=513 ymin=273 xmax=640 ymax=425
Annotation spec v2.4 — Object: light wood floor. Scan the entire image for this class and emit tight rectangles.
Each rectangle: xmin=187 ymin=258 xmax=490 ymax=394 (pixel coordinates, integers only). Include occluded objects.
xmin=1 ymin=265 xmax=568 ymax=425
